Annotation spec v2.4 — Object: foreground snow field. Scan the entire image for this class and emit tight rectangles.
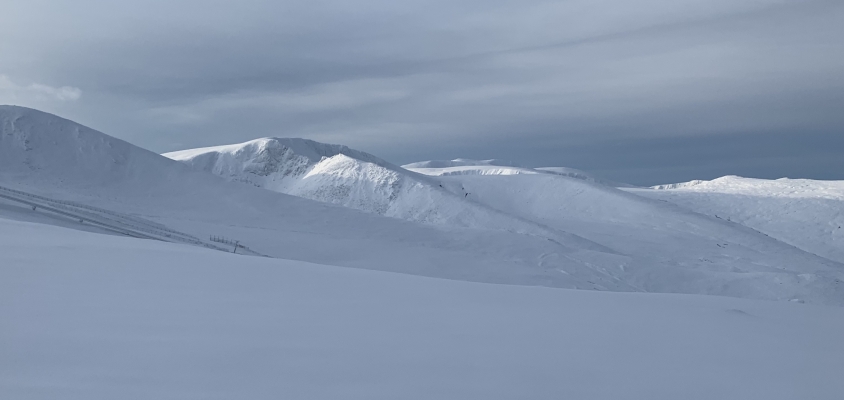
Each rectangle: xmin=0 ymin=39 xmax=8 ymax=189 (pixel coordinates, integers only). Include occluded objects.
xmin=2 ymin=218 xmax=844 ymax=400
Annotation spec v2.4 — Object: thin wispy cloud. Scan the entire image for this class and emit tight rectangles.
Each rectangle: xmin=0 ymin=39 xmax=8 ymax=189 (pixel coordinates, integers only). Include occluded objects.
xmin=0 ymin=74 xmax=82 ymax=103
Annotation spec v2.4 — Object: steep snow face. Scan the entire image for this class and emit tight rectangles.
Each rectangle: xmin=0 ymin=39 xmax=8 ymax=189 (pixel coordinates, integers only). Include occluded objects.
xmin=405 ymin=159 xmax=631 ymax=187
xmin=165 ymin=137 xmax=395 ymax=183
xmin=284 ymin=154 xmax=466 ymax=224
xmin=165 ymin=137 xmax=415 ymax=190
xmin=165 ymin=138 xmax=547 ymax=229
xmin=636 ymin=176 xmax=844 ymax=264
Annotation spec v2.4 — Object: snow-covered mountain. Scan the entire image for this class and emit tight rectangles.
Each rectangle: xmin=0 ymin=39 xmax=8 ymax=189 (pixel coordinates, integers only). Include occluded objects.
xmin=635 ymin=176 xmax=844 ymax=264
xmin=2 ymin=106 xmax=843 ymax=305
xmin=0 ymin=106 xmax=630 ymax=293
xmin=164 ymin=138 xmax=552 ymax=230
xmin=4 ymin=108 xmax=842 ymax=396
xmin=163 ymin=138 xmax=457 ymax=222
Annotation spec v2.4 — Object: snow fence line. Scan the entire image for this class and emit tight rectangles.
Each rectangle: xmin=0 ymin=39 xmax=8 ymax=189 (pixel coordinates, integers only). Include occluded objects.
xmin=0 ymin=184 xmax=239 ymax=253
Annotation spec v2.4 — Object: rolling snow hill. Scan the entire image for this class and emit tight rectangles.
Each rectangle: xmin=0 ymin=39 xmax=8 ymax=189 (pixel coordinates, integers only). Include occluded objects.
xmin=399 ymin=168 xmax=844 ymax=303
xmin=634 ymin=176 xmax=844 ymax=264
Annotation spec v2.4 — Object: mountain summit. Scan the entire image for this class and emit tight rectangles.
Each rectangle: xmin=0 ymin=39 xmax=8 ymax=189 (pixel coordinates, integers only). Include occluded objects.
xmin=164 ymin=137 xmax=538 ymax=229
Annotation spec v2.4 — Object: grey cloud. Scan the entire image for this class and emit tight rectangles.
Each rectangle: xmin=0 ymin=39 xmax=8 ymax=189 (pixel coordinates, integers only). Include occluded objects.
xmin=1 ymin=0 xmax=842 ymax=185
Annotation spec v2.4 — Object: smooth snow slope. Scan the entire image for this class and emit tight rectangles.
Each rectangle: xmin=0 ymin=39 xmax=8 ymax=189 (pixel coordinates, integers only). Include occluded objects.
xmin=404 ymin=168 xmax=844 ymax=303
xmin=165 ymin=138 xmax=546 ymax=230
xmin=3 ymin=218 xmax=844 ymax=400
xmin=0 ymin=106 xmax=193 ymax=192
xmin=636 ymin=176 xmax=844 ymax=264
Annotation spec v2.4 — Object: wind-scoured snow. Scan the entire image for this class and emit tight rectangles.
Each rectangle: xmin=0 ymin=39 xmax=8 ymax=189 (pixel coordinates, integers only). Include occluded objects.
xmin=637 ymin=176 xmax=844 ymax=264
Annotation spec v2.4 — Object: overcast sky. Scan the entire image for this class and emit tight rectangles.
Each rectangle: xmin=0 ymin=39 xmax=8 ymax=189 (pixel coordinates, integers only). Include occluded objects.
xmin=1 ymin=0 xmax=842 ymax=185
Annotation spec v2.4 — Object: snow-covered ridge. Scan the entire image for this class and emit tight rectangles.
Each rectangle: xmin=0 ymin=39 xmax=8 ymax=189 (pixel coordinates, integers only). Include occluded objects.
xmin=402 ymin=158 xmax=523 ymax=168
xmin=651 ymin=175 xmax=844 ymax=199
xmin=405 ymin=159 xmax=631 ymax=187
xmin=651 ymin=180 xmax=707 ymax=190
xmin=164 ymin=138 xmax=554 ymax=231
xmin=166 ymin=137 xmax=399 ymax=177
xmin=409 ymin=165 xmax=541 ymax=177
